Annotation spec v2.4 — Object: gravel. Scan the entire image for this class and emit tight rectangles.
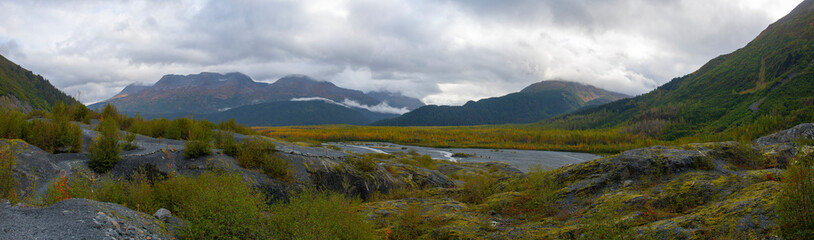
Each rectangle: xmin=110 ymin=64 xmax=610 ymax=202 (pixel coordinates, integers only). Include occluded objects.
xmin=0 ymin=198 xmax=174 ymax=240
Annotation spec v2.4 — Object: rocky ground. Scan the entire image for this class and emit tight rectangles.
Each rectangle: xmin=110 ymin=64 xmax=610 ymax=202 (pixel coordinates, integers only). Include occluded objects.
xmin=0 ymin=122 xmax=812 ymax=239
xmin=0 ymin=198 xmax=177 ymax=240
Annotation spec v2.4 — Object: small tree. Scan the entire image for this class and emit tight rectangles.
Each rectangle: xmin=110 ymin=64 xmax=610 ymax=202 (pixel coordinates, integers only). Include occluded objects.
xmin=100 ymin=104 xmax=119 ymax=121
xmin=777 ymin=151 xmax=814 ymax=239
xmin=184 ymin=120 xmax=213 ymax=159
xmin=0 ymin=143 xmax=19 ymax=202
xmin=89 ymin=118 xmax=121 ymax=173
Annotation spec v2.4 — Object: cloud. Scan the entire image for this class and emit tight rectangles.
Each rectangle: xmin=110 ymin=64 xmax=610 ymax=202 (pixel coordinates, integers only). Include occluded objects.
xmin=0 ymin=0 xmax=803 ymax=105
xmin=291 ymin=97 xmax=410 ymax=115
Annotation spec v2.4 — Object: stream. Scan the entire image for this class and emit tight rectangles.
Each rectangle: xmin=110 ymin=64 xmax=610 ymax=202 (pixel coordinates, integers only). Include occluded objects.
xmin=327 ymin=142 xmax=601 ymax=172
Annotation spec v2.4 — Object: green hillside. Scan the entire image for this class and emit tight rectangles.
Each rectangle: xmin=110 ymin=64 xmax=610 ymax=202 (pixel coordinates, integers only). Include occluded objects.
xmin=374 ymin=80 xmax=628 ymax=126
xmin=541 ymin=0 xmax=814 ymax=141
xmin=0 ymin=54 xmax=79 ymax=110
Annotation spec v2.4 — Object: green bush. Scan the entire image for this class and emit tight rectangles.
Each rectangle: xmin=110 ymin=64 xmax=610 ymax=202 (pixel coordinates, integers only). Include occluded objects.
xmin=88 ymin=118 xmax=121 ymax=173
xmin=0 ymin=107 xmax=82 ymax=154
xmin=214 ymin=131 xmax=239 ymax=157
xmin=42 ymin=170 xmax=272 ymax=239
xmin=40 ymin=169 xmax=95 ymax=206
xmin=0 ymin=109 xmax=27 ymax=139
xmin=183 ymin=121 xmax=213 ymax=159
xmin=456 ymin=173 xmax=499 ymax=204
xmin=156 ymin=171 xmax=271 ymax=239
xmin=395 ymin=153 xmax=437 ymax=170
xmin=0 ymin=143 xmax=18 ymax=202
xmin=262 ymin=155 xmax=289 ymax=180
xmin=493 ymin=166 xmax=563 ymax=220
xmin=777 ymin=152 xmax=814 ymax=239
xmin=217 ymin=118 xmax=255 ymax=135
xmin=236 ymin=137 xmax=276 ymax=168
xmin=121 ymin=132 xmax=138 ymax=151
xmin=100 ymin=104 xmax=119 ymax=121
xmin=268 ymin=190 xmax=377 ymax=240
xmin=347 ymin=155 xmax=377 ymax=173
xmin=235 ymin=137 xmax=289 ymax=180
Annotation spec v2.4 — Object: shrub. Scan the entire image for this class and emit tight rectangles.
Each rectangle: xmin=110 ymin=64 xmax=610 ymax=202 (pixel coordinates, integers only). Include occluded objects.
xmin=236 ymin=137 xmax=275 ymax=168
xmin=88 ymin=118 xmax=121 ymax=173
xmin=396 ymin=153 xmax=437 ymax=170
xmin=0 ymin=143 xmax=18 ymax=203
xmin=183 ymin=121 xmax=213 ymax=159
xmin=121 ymin=132 xmax=138 ymax=151
xmin=268 ymin=190 xmax=376 ymax=240
xmin=2 ymin=108 xmax=82 ymax=154
xmin=235 ymin=137 xmax=289 ymax=180
xmin=156 ymin=171 xmax=271 ymax=239
xmin=389 ymin=203 xmax=426 ymax=240
xmin=44 ymin=170 xmax=272 ymax=239
xmin=54 ymin=118 xmax=82 ymax=153
xmin=100 ymin=104 xmax=119 ymax=121
xmin=494 ymin=166 xmax=563 ymax=220
xmin=217 ymin=118 xmax=255 ymax=135
xmin=456 ymin=173 xmax=499 ymax=204
xmin=0 ymin=109 xmax=27 ymax=139
xmin=214 ymin=131 xmax=239 ymax=157
xmin=777 ymin=152 xmax=814 ymax=239
xmin=347 ymin=155 xmax=377 ymax=173
xmin=40 ymin=169 xmax=95 ymax=206
xmin=262 ymin=155 xmax=289 ymax=180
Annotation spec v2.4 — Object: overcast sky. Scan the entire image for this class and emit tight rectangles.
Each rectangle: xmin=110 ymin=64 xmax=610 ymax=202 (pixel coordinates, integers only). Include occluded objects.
xmin=0 ymin=0 xmax=803 ymax=105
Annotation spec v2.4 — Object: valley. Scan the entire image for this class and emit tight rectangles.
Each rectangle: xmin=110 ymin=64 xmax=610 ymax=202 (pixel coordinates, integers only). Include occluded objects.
xmin=0 ymin=0 xmax=813 ymax=239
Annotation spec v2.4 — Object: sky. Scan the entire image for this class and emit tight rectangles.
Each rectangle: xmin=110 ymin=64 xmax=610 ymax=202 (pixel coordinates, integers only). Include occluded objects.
xmin=0 ymin=0 xmax=804 ymax=106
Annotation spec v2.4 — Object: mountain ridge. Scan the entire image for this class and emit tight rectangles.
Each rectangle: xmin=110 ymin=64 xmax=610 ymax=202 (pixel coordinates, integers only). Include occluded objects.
xmin=538 ymin=0 xmax=814 ymax=140
xmin=373 ymin=80 xmax=628 ymax=126
xmin=0 ymin=54 xmax=79 ymax=111
xmin=89 ymin=73 xmax=425 ymax=120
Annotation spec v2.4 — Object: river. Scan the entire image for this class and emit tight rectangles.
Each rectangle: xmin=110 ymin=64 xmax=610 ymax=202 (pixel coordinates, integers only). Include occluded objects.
xmin=327 ymin=142 xmax=601 ymax=172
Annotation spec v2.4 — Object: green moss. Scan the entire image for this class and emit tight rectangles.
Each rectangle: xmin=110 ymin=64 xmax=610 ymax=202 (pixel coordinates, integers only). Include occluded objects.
xmin=650 ymin=171 xmax=722 ymax=213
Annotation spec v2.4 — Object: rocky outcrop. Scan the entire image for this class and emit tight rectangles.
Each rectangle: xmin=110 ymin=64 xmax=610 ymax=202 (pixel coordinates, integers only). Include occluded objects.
xmin=0 ymin=198 xmax=176 ymax=239
xmin=360 ymin=124 xmax=813 ymax=239
xmin=0 ymin=95 xmax=33 ymax=113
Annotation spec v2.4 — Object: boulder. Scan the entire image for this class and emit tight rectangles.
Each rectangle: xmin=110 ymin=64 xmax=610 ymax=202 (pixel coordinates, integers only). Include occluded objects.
xmin=153 ymin=208 xmax=172 ymax=222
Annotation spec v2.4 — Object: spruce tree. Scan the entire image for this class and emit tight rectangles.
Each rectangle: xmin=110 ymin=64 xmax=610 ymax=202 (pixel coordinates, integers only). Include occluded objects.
xmin=88 ymin=117 xmax=121 ymax=173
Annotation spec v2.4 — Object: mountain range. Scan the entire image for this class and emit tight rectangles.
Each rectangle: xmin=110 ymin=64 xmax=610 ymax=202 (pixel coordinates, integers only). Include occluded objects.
xmin=374 ymin=80 xmax=628 ymax=126
xmin=539 ymin=0 xmax=814 ymax=140
xmin=93 ymin=72 xmax=632 ymax=127
xmin=0 ymin=54 xmax=79 ymax=112
xmin=89 ymin=73 xmax=424 ymax=125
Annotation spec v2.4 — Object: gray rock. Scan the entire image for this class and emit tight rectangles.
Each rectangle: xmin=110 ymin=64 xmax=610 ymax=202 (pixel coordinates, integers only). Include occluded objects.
xmin=153 ymin=208 xmax=172 ymax=222
xmin=754 ymin=123 xmax=814 ymax=146
xmin=0 ymin=198 xmax=173 ymax=240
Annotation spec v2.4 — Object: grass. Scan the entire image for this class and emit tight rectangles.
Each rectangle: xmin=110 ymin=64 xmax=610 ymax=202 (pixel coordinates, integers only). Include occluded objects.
xmin=255 ymin=124 xmax=774 ymax=155
xmin=256 ymin=125 xmax=664 ymax=154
